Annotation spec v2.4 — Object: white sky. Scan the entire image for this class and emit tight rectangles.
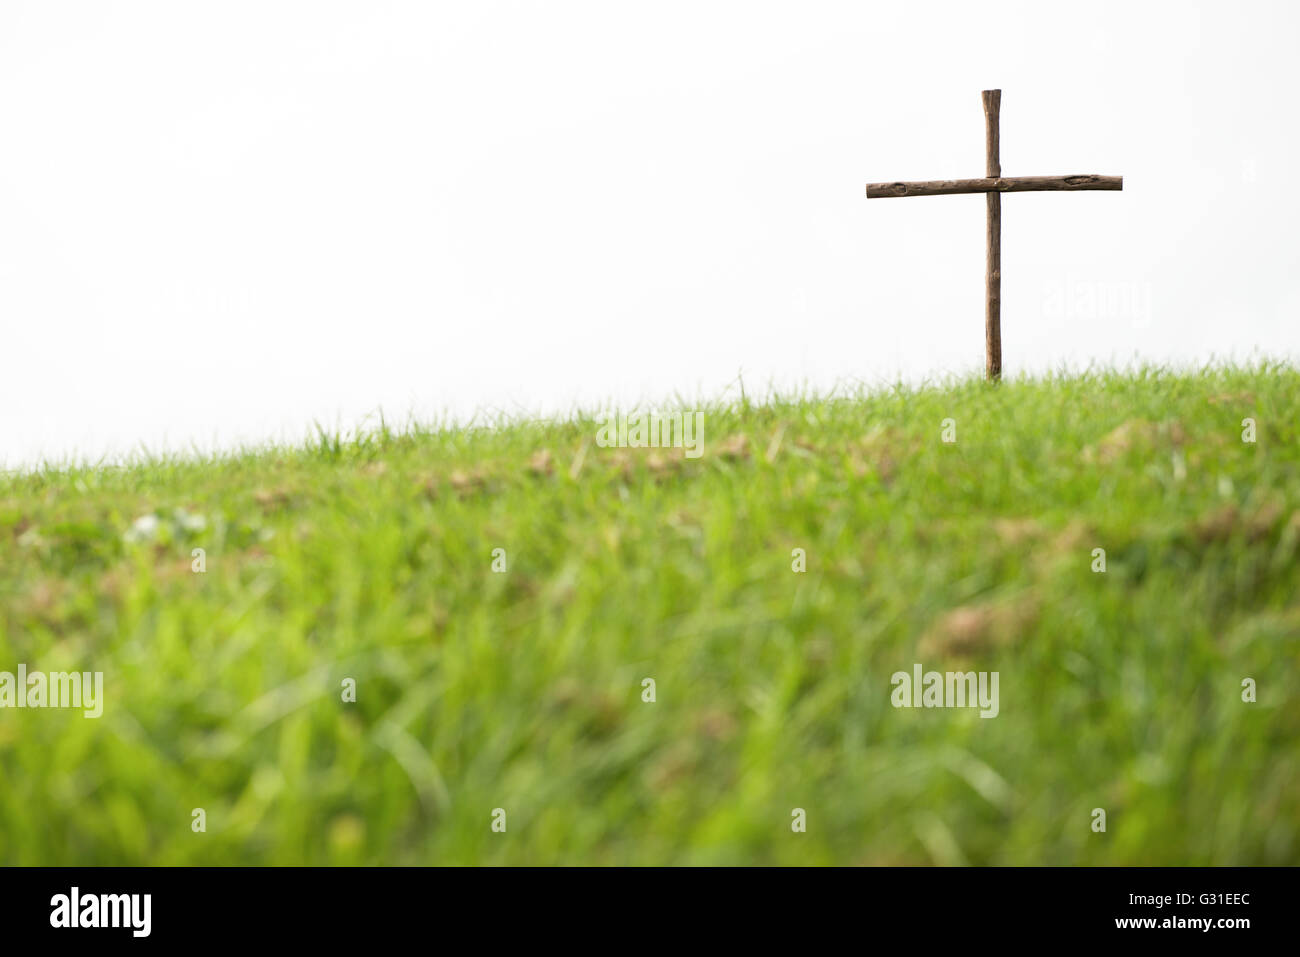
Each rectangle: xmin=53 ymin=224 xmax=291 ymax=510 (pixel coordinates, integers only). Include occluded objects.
xmin=2 ymin=0 xmax=1297 ymax=467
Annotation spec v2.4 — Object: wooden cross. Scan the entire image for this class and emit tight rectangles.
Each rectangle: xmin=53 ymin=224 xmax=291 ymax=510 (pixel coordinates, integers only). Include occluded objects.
xmin=866 ymin=90 xmax=1122 ymax=380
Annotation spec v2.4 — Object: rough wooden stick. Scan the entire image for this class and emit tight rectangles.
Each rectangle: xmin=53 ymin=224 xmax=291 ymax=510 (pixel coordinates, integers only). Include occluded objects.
xmin=862 ymin=88 xmax=1124 ymax=381
xmin=983 ymin=89 xmax=1001 ymax=381
xmin=865 ymin=174 xmax=1122 ymax=198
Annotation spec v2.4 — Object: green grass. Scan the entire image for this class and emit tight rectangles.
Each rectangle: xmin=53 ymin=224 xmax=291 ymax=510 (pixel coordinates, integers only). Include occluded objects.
xmin=2 ymin=364 xmax=1298 ymax=865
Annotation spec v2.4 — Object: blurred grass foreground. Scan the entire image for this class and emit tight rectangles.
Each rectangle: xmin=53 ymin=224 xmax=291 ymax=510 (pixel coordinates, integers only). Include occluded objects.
xmin=1 ymin=364 xmax=1297 ymax=864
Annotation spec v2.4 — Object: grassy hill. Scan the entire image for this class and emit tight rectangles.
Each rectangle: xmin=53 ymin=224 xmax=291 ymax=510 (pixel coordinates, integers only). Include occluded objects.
xmin=1 ymin=365 xmax=1297 ymax=865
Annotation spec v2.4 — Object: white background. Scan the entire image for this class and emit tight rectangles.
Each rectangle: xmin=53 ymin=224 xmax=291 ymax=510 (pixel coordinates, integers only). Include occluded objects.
xmin=2 ymin=0 xmax=1297 ymax=467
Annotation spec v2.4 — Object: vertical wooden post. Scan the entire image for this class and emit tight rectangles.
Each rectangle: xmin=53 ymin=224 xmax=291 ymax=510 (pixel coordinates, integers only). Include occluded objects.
xmin=982 ymin=89 xmax=1002 ymax=381
xmin=865 ymin=89 xmax=1122 ymax=379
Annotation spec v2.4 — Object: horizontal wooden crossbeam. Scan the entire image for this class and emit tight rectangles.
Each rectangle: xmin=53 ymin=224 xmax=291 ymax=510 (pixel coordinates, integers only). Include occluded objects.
xmin=865 ymin=174 xmax=1122 ymax=199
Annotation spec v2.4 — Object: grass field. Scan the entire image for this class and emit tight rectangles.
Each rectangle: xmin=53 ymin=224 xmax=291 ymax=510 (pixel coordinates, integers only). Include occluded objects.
xmin=1 ymin=365 xmax=1297 ymax=865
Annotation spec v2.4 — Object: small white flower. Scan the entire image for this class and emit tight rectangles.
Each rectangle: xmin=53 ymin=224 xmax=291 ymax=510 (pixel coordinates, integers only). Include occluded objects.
xmin=174 ymin=509 xmax=208 ymax=533
xmin=125 ymin=514 xmax=161 ymax=543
